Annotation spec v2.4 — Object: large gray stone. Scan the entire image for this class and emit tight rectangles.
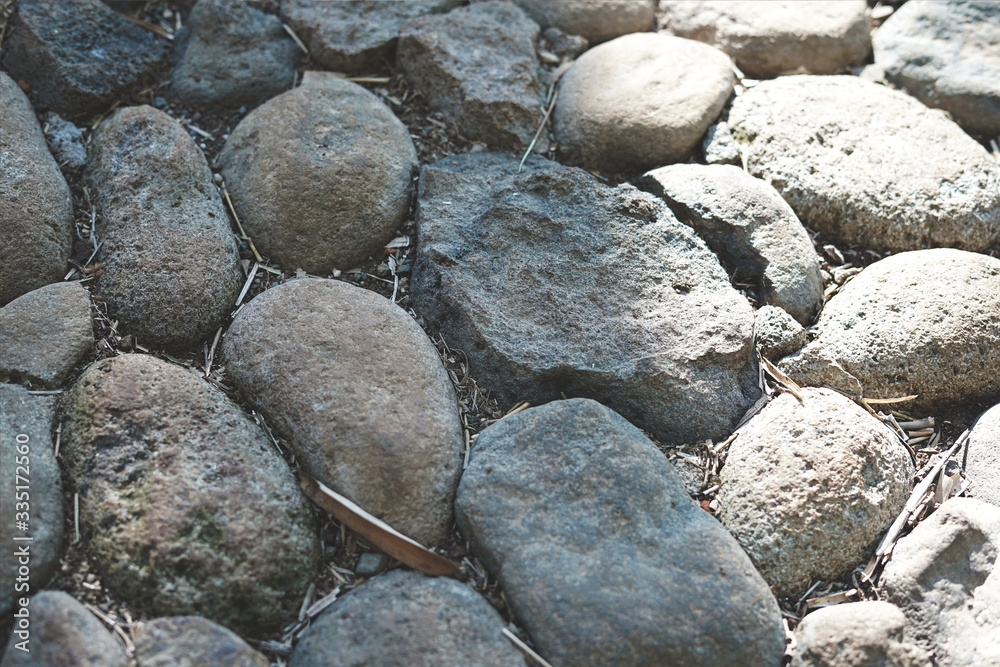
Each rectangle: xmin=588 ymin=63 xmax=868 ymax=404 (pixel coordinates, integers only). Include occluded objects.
xmin=512 ymin=0 xmax=656 ymax=45
xmin=0 ymin=72 xmax=73 ymax=307
xmin=134 ymin=616 xmax=268 ymax=667
xmin=61 ymin=354 xmax=321 ymax=636
xmin=456 ymin=398 xmax=785 ymax=667
xmin=88 ymin=106 xmax=242 ymax=351
xmin=411 ymin=152 xmax=759 ymax=447
xmin=965 ymin=403 xmax=1000 ymax=508
xmin=727 ymin=75 xmax=1000 ymax=252
xmin=222 ymin=278 xmax=463 ymax=546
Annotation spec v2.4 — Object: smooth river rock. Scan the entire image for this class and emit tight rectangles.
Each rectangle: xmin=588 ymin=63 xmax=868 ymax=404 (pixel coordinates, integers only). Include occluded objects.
xmin=134 ymin=616 xmax=268 ymax=667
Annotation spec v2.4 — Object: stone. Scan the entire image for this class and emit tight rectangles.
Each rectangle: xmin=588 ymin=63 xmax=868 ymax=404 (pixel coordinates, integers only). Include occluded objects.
xmin=411 ymin=152 xmax=760 ymax=446
xmin=661 ymin=1 xmax=870 ymax=79
xmin=397 ymin=1 xmax=544 ymax=151
xmin=0 ymin=282 xmax=94 ymax=388
xmin=88 ymin=105 xmax=243 ymax=351
xmin=0 ymin=386 xmax=63 ymax=618
xmin=640 ymin=163 xmax=823 ymax=324
xmin=0 ymin=72 xmax=73 ymax=306
xmin=812 ymin=249 xmax=1000 ymax=412
xmin=754 ymin=305 xmax=808 ymax=361
xmin=354 ymin=553 xmax=389 ymax=577
xmin=873 ymin=1 xmax=1000 ymax=138
xmin=289 ymin=570 xmax=526 ymax=667
xmin=61 ymin=354 xmax=321 ymax=636
xmin=1 ymin=0 xmax=168 ymax=116
xmin=169 ymin=0 xmax=302 ymax=110
xmin=456 ymin=398 xmax=785 ymax=667
xmin=218 ymin=72 xmax=417 ymax=274
xmin=718 ymin=388 xmax=913 ymax=597
xmin=134 ymin=616 xmax=268 ymax=667
xmin=222 ymin=278 xmax=463 ymax=546
xmin=0 ymin=591 xmax=127 ymax=667
xmin=791 ymin=601 xmax=931 ymax=667
xmin=702 ymin=119 xmax=741 ymax=165
xmin=777 ymin=341 xmax=863 ymax=399
xmin=726 ymin=75 xmax=1000 ymax=252
xmin=539 ymin=27 xmax=589 ymax=62
xmin=966 ymin=403 xmax=1000 ymax=508
xmin=42 ymin=114 xmax=87 ymax=171
xmin=280 ymin=0 xmax=459 ymax=74
xmin=554 ymin=33 xmax=733 ymax=175
xmin=512 ymin=0 xmax=656 ymax=45
xmin=881 ymin=498 xmax=1000 ymax=667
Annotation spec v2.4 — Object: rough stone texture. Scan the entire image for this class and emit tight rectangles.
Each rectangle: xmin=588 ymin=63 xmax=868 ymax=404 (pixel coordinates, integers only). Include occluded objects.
xmin=411 ymin=152 xmax=759 ymax=447
xmin=222 ymin=278 xmax=463 ymax=546
xmin=874 ymin=1 xmax=1000 ymax=138
xmin=718 ymin=388 xmax=913 ymax=597
xmin=0 ymin=591 xmax=127 ymax=667
xmin=966 ymin=403 xmax=1000 ymax=508
xmin=661 ymin=1 xmax=870 ymax=79
xmin=812 ymin=249 xmax=1000 ymax=412
xmin=289 ymin=570 xmax=526 ymax=667
xmin=791 ymin=601 xmax=931 ymax=667
xmin=42 ymin=114 xmax=87 ymax=170
xmin=881 ymin=498 xmax=1000 ymax=667
xmin=512 ymin=0 xmax=656 ymax=45
xmin=1 ymin=0 xmax=168 ymax=116
xmin=640 ymin=163 xmax=823 ymax=324
xmin=0 ymin=386 xmax=63 ymax=618
xmin=554 ymin=33 xmax=733 ymax=175
xmin=281 ymin=0 xmax=459 ymax=74
xmin=88 ymin=105 xmax=242 ymax=351
xmin=727 ymin=75 xmax=1000 ymax=252
xmin=702 ymin=119 xmax=741 ymax=165
xmin=754 ymin=305 xmax=808 ymax=361
xmin=0 ymin=72 xmax=73 ymax=307
xmin=61 ymin=354 xmax=321 ymax=636
xmin=169 ymin=0 xmax=302 ymax=109
xmin=397 ymin=2 xmax=544 ymax=151
xmin=456 ymin=398 xmax=785 ymax=667
xmin=218 ymin=72 xmax=417 ymax=274
xmin=134 ymin=617 xmax=268 ymax=667
xmin=777 ymin=341 xmax=863 ymax=399
xmin=0 ymin=282 xmax=94 ymax=388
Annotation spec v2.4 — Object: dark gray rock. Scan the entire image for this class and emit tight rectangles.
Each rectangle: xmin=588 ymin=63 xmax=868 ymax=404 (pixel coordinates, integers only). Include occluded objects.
xmin=456 ymin=398 xmax=785 ymax=667
xmin=218 ymin=72 xmax=417 ymax=274
xmin=88 ymin=105 xmax=242 ymax=351
xmin=640 ymin=163 xmax=824 ymax=324
xmin=1 ymin=0 xmax=168 ymax=116
xmin=354 ymin=552 xmax=389 ymax=577
xmin=966 ymin=403 xmax=1000 ymax=508
xmin=134 ymin=616 xmax=268 ymax=667
xmin=397 ymin=1 xmax=544 ymax=151
xmin=0 ymin=386 xmax=63 ymax=618
xmin=169 ymin=0 xmax=302 ymax=110
xmin=754 ymin=305 xmax=808 ymax=361
xmin=289 ymin=570 xmax=526 ymax=667
xmin=874 ymin=1 xmax=1000 ymax=137
xmin=411 ymin=152 xmax=759 ymax=446
xmin=222 ymin=278 xmax=463 ymax=546
xmin=61 ymin=354 xmax=321 ymax=636
xmin=42 ymin=114 xmax=87 ymax=171
xmin=0 ymin=282 xmax=93 ymax=388
xmin=513 ymin=0 xmax=655 ymax=44
xmin=0 ymin=72 xmax=73 ymax=307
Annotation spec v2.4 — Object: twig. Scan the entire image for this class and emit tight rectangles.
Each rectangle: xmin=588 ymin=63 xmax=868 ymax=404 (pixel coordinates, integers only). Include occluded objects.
xmin=502 ymin=628 xmax=554 ymax=667
xmin=282 ymin=22 xmax=309 ymax=54
xmin=518 ymin=90 xmax=558 ymax=173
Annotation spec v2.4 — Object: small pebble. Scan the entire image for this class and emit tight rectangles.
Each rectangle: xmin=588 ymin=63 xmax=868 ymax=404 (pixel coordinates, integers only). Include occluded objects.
xmin=355 ymin=552 xmax=389 ymax=577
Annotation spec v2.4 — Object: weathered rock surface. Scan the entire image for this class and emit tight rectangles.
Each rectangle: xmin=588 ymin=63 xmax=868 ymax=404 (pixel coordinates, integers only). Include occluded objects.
xmin=169 ymin=0 xmax=301 ymax=109
xmin=0 ymin=72 xmax=73 ymax=306
xmin=727 ymin=75 xmax=1000 ymax=252
xmin=640 ymin=163 xmax=823 ymax=324
xmin=967 ymin=403 xmax=1000 ymax=508
xmin=791 ymin=601 xmax=931 ymax=667
xmin=456 ymin=398 xmax=785 ymax=667
xmin=661 ymin=1 xmax=870 ymax=78
xmin=289 ymin=570 xmax=526 ymax=667
xmin=1 ymin=0 xmax=168 ymax=116
xmin=218 ymin=72 xmax=416 ymax=274
xmin=411 ymin=152 xmax=759 ymax=446
xmin=719 ymin=388 xmax=913 ymax=597
xmin=702 ymin=118 xmax=741 ymax=165
xmin=874 ymin=0 xmax=1000 ymax=137
xmin=554 ymin=33 xmax=733 ymax=174
xmin=754 ymin=305 xmax=808 ymax=361
xmin=88 ymin=105 xmax=242 ymax=351
xmin=42 ymin=113 xmax=87 ymax=170
xmin=222 ymin=278 xmax=463 ymax=546
xmin=0 ymin=282 xmax=93 ymax=388
xmin=0 ymin=591 xmax=127 ymax=667
xmin=281 ymin=0 xmax=459 ymax=74
xmin=134 ymin=616 xmax=268 ymax=667
xmin=777 ymin=341 xmax=863 ymax=399
xmin=812 ymin=249 xmax=1000 ymax=412
xmin=512 ymin=0 xmax=656 ymax=45
xmin=0 ymin=385 xmax=63 ymax=618
xmin=397 ymin=1 xmax=543 ymax=150
xmin=881 ymin=498 xmax=1000 ymax=667
xmin=61 ymin=354 xmax=321 ymax=636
